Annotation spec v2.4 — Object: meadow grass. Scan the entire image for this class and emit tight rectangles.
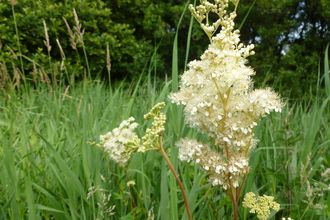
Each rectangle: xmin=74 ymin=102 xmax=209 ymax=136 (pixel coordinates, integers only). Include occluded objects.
xmin=1 ymin=68 xmax=329 ymax=220
xmin=1 ymin=3 xmax=330 ymax=220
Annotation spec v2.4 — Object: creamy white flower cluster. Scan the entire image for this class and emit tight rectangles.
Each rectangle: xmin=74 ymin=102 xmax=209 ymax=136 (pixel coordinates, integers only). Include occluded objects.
xmin=169 ymin=0 xmax=282 ymax=189
xmin=97 ymin=103 xmax=166 ymax=167
xmin=99 ymin=117 xmax=140 ymax=167
xmin=178 ymin=138 xmax=249 ymax=189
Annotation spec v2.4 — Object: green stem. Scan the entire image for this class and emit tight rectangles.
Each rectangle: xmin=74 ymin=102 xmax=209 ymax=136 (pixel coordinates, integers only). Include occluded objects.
xmin=11 ymin=3 xmax=27 ymax=92
xmin=81 ymin=40 xmax=91 ymax=80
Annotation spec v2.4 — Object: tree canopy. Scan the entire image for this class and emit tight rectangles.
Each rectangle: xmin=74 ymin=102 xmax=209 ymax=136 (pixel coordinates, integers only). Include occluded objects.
xmin=236 ymin=0 xmax=330 ymax=98
xmin=0 ymin=0 xmax=329 ymax=99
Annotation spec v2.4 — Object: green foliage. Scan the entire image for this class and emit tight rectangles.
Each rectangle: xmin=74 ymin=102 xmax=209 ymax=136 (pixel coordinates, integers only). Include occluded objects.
xmin=0 ymin=0 xmax=151 ymax=80
xmin=1 ymin=1 xmax=330 ymax=219
xmin=249 ymin=98 xmax=330 ymax=219
xmin=1 ymin=77 xmax=330 ymax=219
xmin=106 ymin=0 xmax=194 ymax=78
xmin=236 ymin=0 xmax=330 ymax=100
xmin=277 ymin=44 xmax=320 ymax=98
xmin=2 ymin=0 xmax=330 ymax=100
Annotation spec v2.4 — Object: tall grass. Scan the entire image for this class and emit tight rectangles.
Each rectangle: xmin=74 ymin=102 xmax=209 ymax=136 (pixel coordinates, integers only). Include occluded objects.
xmin=1 ymin=75 xmax=329 ymax=220
xmin=1 ymin=2 xmax=330 ymax=220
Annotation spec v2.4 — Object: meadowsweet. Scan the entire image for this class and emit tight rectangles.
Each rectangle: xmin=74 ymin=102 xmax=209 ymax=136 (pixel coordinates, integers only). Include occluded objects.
xmin=141 ymin=102 xmax=166 ymax=151
xmin=242 ymin=192 xmax=280 ymax=220
xmin=95 ymin=102 xmax=166 ymax=167
xmin=169 ymin=0 xmax=282 ymax=190
xmin=177 ymin=138 xmax=249 ymax=189
xmin=98 ymin=117 xmax=139 ymax=167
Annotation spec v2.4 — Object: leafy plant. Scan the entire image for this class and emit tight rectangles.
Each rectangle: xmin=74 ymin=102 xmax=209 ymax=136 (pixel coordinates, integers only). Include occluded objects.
xmin=0 ymin=0 xmax=151 ymax=81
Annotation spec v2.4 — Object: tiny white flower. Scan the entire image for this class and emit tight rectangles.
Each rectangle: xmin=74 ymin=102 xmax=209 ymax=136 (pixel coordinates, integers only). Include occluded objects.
xmin=223 ymin=137 xmax=230 ymax=143
xmin=127 ymin=180 xmax=136 ymax=187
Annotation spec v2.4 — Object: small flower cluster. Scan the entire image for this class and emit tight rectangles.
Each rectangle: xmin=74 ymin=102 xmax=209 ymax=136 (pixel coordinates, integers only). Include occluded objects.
xmin=99 ymin=117 xmax=139 ymax=167
xmin=142 ymin=102 xmax=166 ymax=150
xmin=189 ymin=0 xmax=240 ymax=42
xmin=242 ymin=192 xmax=280 ymax=220
xmin=95 ymin=102 xmax=166 ymax=167
xmin=178 ymin=138 xmax=249 ymax=189
xmin=169 ymin=0 xmax=282 ymax=189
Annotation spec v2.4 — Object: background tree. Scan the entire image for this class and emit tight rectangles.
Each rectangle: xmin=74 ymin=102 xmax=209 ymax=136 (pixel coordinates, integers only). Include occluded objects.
xmin=236 ymin=0 xmax=330 ymax=99
xmin=105 ymin=0 xmax=194 ymax=79
xmin=1 ymin=0 xmax=329 ymax=99
xmin=0 ymin=0 xmax=153 ymax=81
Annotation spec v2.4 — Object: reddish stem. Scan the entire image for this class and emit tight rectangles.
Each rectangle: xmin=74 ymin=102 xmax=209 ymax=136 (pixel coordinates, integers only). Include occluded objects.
xmin=158 ymin=138 xmax=193 ymax=220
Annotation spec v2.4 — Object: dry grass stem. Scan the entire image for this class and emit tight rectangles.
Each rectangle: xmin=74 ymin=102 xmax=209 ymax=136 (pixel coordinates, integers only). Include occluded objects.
xmin=73 ymin=8 xmax=84 ymax=43
xmin=0 ymin=62 xmax=10 ymax=92
xmin=56 ymin=39 xmax=66 ymax=60
xmin=62 ymin=85 xmax=72 ymax=101
xmin=8 ymin=0 xmax=17 ymax=6
xmin=5 ymin=45 xmax=18 ymax=60
xmin=32 ymin=63 xmax=38 ymax=84
xmin=63 ymin=17 xmax=77 ymax=50
xmin=106 ymin=44 xmax=111 ymax=74
xmin=43 ymin=20 xmax=51 ymax=52
xmin=12 ymin=63 xmax=21 ymax=90
xmin=38 ymin=68 xmax=53 ymax=92
xmin=52 ymin=63 xmax=58 ymax=86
